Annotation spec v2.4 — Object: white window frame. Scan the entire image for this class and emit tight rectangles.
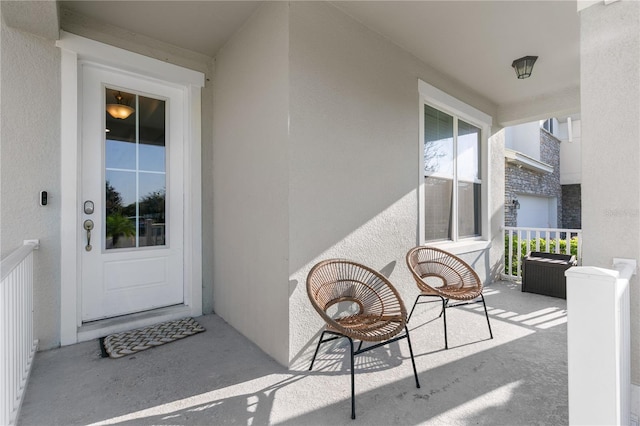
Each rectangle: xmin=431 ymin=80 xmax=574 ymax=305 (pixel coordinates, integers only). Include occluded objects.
xmin=418 ymin=80 xmax=492 ymax=254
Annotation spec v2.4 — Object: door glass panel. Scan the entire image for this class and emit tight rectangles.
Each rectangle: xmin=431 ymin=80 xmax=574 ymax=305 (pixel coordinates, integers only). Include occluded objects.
xmin=105 ymin=88 xmax=167 ymax=250
xmin=138 ymin=173 xmax=166 ymax=247
xmin=105 ymin=170 xmax=136 ymax=249
xmin=139 ymin=95 xmax=166 ymax=172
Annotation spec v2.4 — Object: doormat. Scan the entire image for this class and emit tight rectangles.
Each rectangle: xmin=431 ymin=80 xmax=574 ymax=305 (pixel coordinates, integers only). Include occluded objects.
xmin=100 ymin=317 xmax=205 ymax=359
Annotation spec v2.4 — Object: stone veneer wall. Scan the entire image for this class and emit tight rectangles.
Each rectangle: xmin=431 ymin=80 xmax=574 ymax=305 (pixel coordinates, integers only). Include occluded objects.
xmin=562 ymin=184 xmax=582 ymax=229
xmin=505 ymin=129 xmax=562 ymax=227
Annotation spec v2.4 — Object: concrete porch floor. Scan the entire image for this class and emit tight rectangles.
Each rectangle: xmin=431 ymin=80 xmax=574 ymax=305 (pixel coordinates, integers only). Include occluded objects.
xmin=18 ymin=280 xmax=567 ymax=425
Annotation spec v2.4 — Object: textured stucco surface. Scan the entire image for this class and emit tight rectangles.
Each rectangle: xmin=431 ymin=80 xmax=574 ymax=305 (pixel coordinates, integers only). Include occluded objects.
xmin=1 ymin=21 xmax=61 ymax=349
xmin=212 ymin=2 xmax=290 ymax=365
xmin=489 ymin=129 xmax=506 ymax=282
xmin=287 ymin=1 xmax=500 ymax=365
xmin=580 ymin=0 xmax=640 ymax=384
xmin=1 ymin=1 xmax=59 ymax=40
xmin=4 ymin=1 xmax=510 ymax=369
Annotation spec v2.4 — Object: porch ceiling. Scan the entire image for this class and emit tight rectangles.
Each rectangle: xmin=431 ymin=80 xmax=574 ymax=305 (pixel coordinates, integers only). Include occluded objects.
xmin=59 ymin=0 xmax=580 ymax=123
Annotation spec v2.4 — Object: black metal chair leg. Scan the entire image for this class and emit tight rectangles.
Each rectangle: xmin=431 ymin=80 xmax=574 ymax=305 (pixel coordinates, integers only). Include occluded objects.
xmin=480 ymin=294 xmax=493 ymax=339
xmin=440 ymin=296 xmax=448 ymax=349
xmin=309 ymin=330 xmax=328 ymax=371
xmin=348 ymin=337 xmax=356 ymax=420
xmin=405 ymin=326 xmax=420 ymax=388
xmin=408 ymin=295 xmax=421 ymax=321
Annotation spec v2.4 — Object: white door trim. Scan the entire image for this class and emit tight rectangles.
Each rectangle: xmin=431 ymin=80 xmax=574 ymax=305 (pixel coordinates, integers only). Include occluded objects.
xmin=57 ymin=32 xmax=204 ymax=345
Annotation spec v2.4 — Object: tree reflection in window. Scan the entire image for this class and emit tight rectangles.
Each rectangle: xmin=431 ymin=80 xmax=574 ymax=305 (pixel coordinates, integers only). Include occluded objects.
xmin=105 ymin=181 xmax=166 ymax=249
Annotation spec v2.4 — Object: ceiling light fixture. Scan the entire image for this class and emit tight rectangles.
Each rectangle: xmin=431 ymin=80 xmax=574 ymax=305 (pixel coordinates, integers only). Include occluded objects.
xmin=512 ymin=56 xmax=538 ymax=79
xmin=106 ymin=91 xmax=135 ymax=120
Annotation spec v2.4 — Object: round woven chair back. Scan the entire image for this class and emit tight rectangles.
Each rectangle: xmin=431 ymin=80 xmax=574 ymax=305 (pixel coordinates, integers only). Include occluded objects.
xmin=406 ymin=246 xmax=482 ymax=300
xmin=306 ymin=259 xmax=407 ymax=342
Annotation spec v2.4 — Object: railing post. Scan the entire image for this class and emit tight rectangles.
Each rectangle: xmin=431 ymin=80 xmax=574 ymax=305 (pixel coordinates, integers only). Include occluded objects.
xmin=566 ymin=259 xmax=635 ymax=425
xmin=507 ymin=229 xmax=513 ymax=276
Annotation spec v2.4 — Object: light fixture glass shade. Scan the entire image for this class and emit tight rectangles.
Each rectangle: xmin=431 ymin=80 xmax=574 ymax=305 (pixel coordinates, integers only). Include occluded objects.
xmin=106 ymin=103 xmax=135 ymax=120
xmin=511 ymin=56 xmax=538 ymax=79
xmin=106 ymin=91 xmax=135 ymax=119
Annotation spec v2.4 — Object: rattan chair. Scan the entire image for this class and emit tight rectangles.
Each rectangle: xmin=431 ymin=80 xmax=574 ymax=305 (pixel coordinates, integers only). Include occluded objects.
xmin=306 ymin=259 xmax=420 ymax=420
xmin=406 ymin=246 xmax=493 ymax=349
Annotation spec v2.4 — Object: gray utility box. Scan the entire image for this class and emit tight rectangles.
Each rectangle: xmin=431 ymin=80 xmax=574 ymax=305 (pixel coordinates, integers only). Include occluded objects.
xmin=522 ymin=251 xmax=577 ymax=299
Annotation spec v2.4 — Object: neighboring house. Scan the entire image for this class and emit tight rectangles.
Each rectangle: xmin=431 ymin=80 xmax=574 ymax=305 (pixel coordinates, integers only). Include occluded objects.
xmin=504 ymin=117 xmax=582 ymax=230
xmin=1 ymin=0 xmax=639 ymax=415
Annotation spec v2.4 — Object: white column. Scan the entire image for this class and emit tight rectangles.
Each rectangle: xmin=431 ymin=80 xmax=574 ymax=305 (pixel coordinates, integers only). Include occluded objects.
xmin=566 ymin=260 xmax=635 ymax=425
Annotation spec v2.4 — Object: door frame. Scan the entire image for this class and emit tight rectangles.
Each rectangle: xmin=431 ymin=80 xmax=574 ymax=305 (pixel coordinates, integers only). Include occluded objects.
xmin=57 ymin=32 xmax=204 ymax=345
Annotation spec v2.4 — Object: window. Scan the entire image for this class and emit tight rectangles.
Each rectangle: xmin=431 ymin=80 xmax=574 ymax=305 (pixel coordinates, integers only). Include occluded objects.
xmin=419 ymin=80 xmax=491 ymax=245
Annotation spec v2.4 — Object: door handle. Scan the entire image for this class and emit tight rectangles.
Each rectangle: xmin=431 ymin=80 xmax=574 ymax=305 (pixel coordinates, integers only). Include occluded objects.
xmin=83 ymin=219 xmax=94 ymax=251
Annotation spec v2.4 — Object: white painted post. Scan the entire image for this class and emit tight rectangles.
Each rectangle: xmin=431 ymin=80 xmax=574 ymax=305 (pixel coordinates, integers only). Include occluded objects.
xmin=566 ymin=259 xmax=635 ymax=426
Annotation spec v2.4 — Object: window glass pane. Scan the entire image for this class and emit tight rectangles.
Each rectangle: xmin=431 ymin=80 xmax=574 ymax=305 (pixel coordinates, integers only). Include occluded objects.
xmin=104 ymin=87 xmax=167 ymax=250
xmin=105 ymin=139 xmax=136 ymax=170
xmin=458 ymin=181 xmax=481 ymax=238
xmin=139 ymin=95 xmax=166 ymax=172
xmin=424 ymin=177 xmax=452 ymax=241
xmin=105 ymin=171 xmax=136 ymax=249
xmin=423 ymin=104 xmax=482 ymax=242
xmin=457 ymin=119 xmax=481 ymax=182
xmin=105 ymin=88 xmax=136 ymax=170
xmin=424 ymin=104 xmax=454 ymax=177
xmin=138 ymin=173 xmax=166 ymax=247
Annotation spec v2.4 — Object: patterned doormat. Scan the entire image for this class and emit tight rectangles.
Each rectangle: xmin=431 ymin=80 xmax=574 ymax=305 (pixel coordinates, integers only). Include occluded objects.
xmin=100 ymin=317 xmax=205 ymax=359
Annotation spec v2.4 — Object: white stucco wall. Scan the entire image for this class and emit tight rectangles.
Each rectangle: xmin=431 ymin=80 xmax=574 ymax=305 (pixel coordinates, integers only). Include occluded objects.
xmin=559 ymin=119 xmax=582 ymax=185
xmin=286 ymin=1 xmax=500 ymax=366
xmin=212 ymin=2 xmax=290 ymax=365
xmin=504 ymin=121 xmax=541 ymax=160
xmin=1 ymin=20 xmax=61 ymax=350
xmin=580 ymin=0 xmax=640 ymax=385
xmin=3 ymin=0 xmax=507 ymax=367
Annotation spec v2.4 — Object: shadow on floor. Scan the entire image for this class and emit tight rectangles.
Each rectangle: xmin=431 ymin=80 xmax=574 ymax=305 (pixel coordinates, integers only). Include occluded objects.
xmin=18 ymin=281 xmax=567 ymax=425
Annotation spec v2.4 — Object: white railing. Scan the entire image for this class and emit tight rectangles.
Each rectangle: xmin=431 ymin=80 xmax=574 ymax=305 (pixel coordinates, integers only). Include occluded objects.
xmin=1 ymin=240 xmax=39 ymax=426
xmin=504 ymin=227 xmax=582 ymax=280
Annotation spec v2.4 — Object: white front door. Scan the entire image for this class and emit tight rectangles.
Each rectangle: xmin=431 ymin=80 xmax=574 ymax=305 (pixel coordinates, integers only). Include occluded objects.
xmin=81 ymin=63 xmax=185 ymax=322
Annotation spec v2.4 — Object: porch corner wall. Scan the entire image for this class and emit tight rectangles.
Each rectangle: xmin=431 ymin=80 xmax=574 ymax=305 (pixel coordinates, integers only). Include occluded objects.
xmin=489 ymin=128 xmax=506 ymax=283
xmin=286 ymin=1 xmax=500 ymax=367
xmin=212 ymin=2 xmax=290 ymax=366
xmin=580 ymin=0 xmax=640 ymax=385
xmin=1 ymin=20 xmax=61 ymax=350
xmin=201 ymin=57 xmax=215 ymax=316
